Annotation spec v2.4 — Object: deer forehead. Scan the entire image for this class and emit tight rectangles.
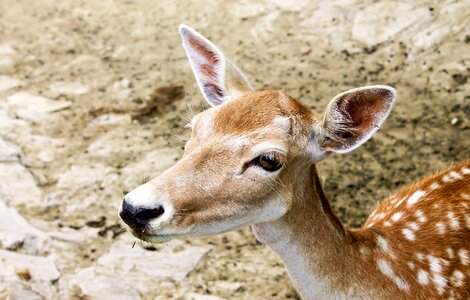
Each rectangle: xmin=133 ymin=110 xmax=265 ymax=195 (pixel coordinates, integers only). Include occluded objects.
xmin=193 ymin=90 xmax=314 ymax=138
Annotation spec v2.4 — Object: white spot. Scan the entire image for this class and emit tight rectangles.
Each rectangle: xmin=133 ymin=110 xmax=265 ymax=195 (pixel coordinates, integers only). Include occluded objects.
xmin=377 ymin=236 xmax=388 ymax=252
xmin=450 ymin=270 xmax=464 ymax=287
xmin=407 ymin=190 xmax=425 ymax=206
xmin=430 ymin=182 xmax=440 ymax=190
xmin=449 ymin=171 xmax=463 ymax=180
xmin=384 ymin=221 xmax=391 ymax=227
xmin=428 ymin=255 xmax=442 ymax=273
xmin=394 ymin=277 xmax=410 ymax=291
xmin=408 ymin=222 xmax=419 ymax=231
xmin=446 ymin=247 xmax=454 ymax=259
xmin=376 ymin=212 xmax=386 ymax=220
xmin=417 ymin=270 xmax=429 ymax=285
xmin=407 ymin=262 xmax=415 ymax=270
xmin=458 ymin=249 xmax=469 ymax=266
xmin=436 ymin=222 xmax=446 ymax=235
xmin=433 ymin=273 xmax=447 ymax=295
xmin=359 ymin=246 xmax=369 ymax=256
xmin=414 ymin=210 xmax=427 ymax=223
xmin=394 ymin=198 xmax=405 ymax=208
xmin=442 ymin=175 xmax=452 ymax=183
xmin=377 ymin=259 xmax=394 ymax=278
xmin=447 ymin=211 xmax=460 ymax=230
xmin=391 ymin=212 xmax=402 ymax=222
xmin=402 ymin=228 xmax=415 ymax=240
xmin=462 ymin=167 xmax=470 ymax=175
xmin=272 ymin=116 xmax=291 ymax=132
xmin=416 ymin=253 xmax=425 ymax=261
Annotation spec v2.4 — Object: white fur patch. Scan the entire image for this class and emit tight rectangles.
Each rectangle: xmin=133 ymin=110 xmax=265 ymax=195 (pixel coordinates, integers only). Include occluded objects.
xmin=458 ymin=249 xmax=469 ymax=266
xmin=436 ymin=222 xmax=446 ymax=235
xmin=414 ymin=210 xmax=427 ymax=223
xmin=377 ymin=259 xmax=409 ymax=291
xmin=394 ymin=277 xmax=409 ymax=291
xmin=416 ymin=253 xmax=425 ymax=261
xmin=391 ymin=212 xmax=402 ymax=222
xmin=428 ymin=255 xmax=442 ymax=273
xmin=408 ymin=222 xmax=419 ymax=231
xmin=377 ymin=259 xmax=394 ymax=277
xmin=377 ymin=236 xmax=388 ymax=252
xmin=446 ymin=247 xmax=454 ymax=259
xmin=450 ymin=270 xmax=464 ymax=287
xmin=449 ymin=171 xmax=463 ymax=180
xmin=402 ymin=228 xmax=415 ymax=241
xmin=447 ymin=211 xmax=460 ymax=230
xmin=417 ymin=270 xmax=429 ymax=285
xmin=442 ymin=175 xmax=452 ymax=183
xmin=433 ymin=273 xmax=447 ymax=295
xmin=407 ymin=190 xmax=425 ymax=206
xmin=430 ymin=182 xmax=440 ymax=190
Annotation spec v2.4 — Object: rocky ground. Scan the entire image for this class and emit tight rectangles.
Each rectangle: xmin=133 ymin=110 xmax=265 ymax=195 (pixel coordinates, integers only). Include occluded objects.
xmin=0 ymin=0 xmax=469 ymax=299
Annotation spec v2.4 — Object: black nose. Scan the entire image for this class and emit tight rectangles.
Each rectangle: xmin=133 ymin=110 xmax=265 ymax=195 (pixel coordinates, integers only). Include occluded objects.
xmin=119 ymin=199 xmax=165 ymax=229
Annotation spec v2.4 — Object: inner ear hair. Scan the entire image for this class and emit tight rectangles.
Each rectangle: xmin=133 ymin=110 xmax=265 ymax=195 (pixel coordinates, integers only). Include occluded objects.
xmin=317 ymin=85 xmax=396 ymax=154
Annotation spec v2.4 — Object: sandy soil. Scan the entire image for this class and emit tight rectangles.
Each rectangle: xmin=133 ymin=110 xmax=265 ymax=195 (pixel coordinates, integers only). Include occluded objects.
xmin=0 ymin=0 xmax=469 ymax=299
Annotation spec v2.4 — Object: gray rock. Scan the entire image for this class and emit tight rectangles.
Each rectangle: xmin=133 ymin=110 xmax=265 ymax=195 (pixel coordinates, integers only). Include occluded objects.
xmin=0 ymin=56 xmax=15 ymax=72
xmin=0 ymin=162 xmax=42 ymax=207
xmin=0 ymin=249 xmax=60 ymax=282
xmin=72 ymin=268 xmax=141 ymax=300
xmin=0 ymin=44 xmax=15 ymax=56
xmin=180 ymin=293 xmax=226 ymax=300
xmin=0 ymin=139 xmax=21 ymax=162
xmin=49 ymin=81 xmax=89 ymax=96
xmin=6 ymin=92 xmax=72 ymax=122
xmin=352 ymin=2 xmax=430 ymax=46
xmin=0 ymin=198 xmax=49 ymax=254
xmin=57 ymin=164 xmax=114 ymax=189
xmin=71 ymin=234 xmax=212 ymax=299
xmin=1 ymin=282 xmax=43 ymax=300
xmin=0 ymin=76 xmax=22 ymax=93
xmin=96 ymin=234 xmax=212 ymax=281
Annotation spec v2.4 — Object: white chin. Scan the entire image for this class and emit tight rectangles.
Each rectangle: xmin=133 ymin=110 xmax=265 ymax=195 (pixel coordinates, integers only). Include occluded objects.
xmin=146 ymin=234 xmax=178 ymax=244
xmin=131 ymin=230 xmax=178 ymax=244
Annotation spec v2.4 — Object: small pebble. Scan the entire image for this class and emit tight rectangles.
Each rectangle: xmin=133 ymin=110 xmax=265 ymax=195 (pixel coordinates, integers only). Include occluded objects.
xmin=300 ymin=46 xmax=312 ymax=55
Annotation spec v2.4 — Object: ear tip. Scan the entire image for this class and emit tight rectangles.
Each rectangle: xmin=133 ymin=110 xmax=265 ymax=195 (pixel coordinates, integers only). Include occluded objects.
xmin=178 ymin=24 xmax=193 ymax=36
xmin=372 ymin=85 xmax=397 ymax=102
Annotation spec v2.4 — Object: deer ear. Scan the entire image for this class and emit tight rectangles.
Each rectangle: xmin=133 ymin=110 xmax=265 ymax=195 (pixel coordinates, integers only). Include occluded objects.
xmin=179 ymin=24 xmax=253 ymax=106
xmin=313 ymin=85 xmax=396 ymax=157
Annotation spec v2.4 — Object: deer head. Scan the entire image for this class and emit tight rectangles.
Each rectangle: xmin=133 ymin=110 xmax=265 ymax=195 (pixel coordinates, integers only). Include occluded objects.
xmin=119 ymin=25 xmax=396 ymax=244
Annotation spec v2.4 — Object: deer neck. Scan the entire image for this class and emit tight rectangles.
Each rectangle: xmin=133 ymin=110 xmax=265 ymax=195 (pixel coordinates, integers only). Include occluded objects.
xmin=252 ymin=164 xmax=364 ymax=299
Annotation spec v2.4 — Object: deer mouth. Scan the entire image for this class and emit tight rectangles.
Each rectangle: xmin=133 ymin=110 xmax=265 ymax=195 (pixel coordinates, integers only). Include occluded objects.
xmin=129 ymin=228 xmax=180 ymax=244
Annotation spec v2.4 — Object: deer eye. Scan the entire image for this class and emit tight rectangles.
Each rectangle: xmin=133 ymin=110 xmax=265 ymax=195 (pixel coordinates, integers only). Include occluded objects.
xmin=255 ymin=152 xmax=283 ymax=172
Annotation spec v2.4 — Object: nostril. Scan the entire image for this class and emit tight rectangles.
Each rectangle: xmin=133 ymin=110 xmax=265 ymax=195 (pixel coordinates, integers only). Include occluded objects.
xmin=135 ymin=206 xmax=165 ymax=222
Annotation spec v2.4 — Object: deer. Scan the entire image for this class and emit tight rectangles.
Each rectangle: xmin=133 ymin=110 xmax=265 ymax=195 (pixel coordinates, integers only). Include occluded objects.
xmin=119 ymin=25 xmax=470 ymax=299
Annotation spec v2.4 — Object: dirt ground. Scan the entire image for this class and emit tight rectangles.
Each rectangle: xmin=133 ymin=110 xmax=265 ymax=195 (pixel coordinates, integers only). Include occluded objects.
xmin=0 ymin=0 xmax=469 ymax=299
